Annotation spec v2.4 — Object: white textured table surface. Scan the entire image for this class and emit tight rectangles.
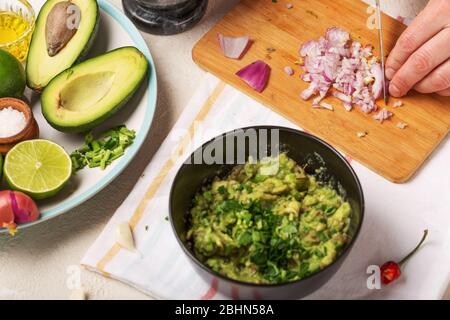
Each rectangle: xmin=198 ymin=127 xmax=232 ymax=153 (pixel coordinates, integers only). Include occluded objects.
xmin=1 ymin=0 xmax=447 ymax=300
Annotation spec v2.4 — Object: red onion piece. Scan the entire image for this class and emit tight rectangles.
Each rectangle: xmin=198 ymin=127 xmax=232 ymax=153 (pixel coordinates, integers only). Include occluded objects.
xmin=284 ymin=66 xmax=294 ymax=76
xmin=393 ymin=100 xmax=403 ymax=108
xmin=300 ymin=40 xmax=322 ymax=58
xmin=373 ymin=108 xmax=393 ymax=123
xmin=343 ymin=102 xmax=353 ymax=111
xmin=236 ymin=60 xmax=271 ymax=93
xmin=314 ymin=102 xmax=334 ymax=111
xmin=326 ymin=27 xmax=350 ymax=47
xmin=217 ymin=33 xmax=250 ymax=60
xmin=333 ymin=91 xmax=352 ymax=103
xmin=371 ymin=63 xmax=383 ymax=99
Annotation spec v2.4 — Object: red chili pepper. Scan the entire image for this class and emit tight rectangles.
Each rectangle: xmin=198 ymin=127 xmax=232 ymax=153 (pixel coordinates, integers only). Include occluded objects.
xmin=380 ymin=261 xmax=401 ymax=285
xmin=380 ymin=229 xmax=428 ymax=285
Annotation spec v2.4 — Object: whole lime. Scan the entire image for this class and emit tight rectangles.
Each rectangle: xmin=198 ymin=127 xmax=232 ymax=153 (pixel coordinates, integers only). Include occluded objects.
xmin=0 ymin=49 xmax=26 ymax=98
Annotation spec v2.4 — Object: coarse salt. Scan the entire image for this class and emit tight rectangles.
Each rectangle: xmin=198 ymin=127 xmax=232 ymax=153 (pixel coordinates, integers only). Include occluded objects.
xmin=0 ymin=107 xmax=27 ymax=138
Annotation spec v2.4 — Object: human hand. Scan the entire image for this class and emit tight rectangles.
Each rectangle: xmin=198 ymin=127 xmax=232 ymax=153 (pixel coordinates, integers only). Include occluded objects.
xmin=385 ymin=0 xmax=450 ymax=97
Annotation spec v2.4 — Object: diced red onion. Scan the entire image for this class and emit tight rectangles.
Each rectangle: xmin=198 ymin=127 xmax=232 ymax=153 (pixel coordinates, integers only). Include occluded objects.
xmin=373 ymin=108 xmax=393 ymax=123
xmin=300 ymin=83 xmax=318 ymax=100
xmin=326 ymin=27 xmax=350 ymax=47
xmin=343 ymin=102 xmax=353 ymax=111
xmin=397 ymin=122 xmax=408 ymax=129
xmin=393 ymin=100 xmax=403 ymax=108
xmin=362 ymin=45 xmax=374 ymax=58
xmin=302 ymin=73 xmax=311 ymax=82
xmin=299 ymin=27 xmax=384 ymax=116
xmin=217 ymin=33 xmax=250 ymax=60
xmin=332 ymin=91 xmax=352 ymax=103
xmin=236 ymin=60 xmax=271 ymax=92
xmin=284 ymin=66 xmax=294 ymax=76
xmin=300 ymin=40 xmax=322 ymax=58
xmin=313 ymin=102 xmax=334 ymax=111
xmin=371 ymin=63 xmax=383 ymax=99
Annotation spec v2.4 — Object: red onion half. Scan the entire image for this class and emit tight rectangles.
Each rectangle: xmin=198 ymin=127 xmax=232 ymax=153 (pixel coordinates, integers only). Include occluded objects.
xmin=0 ymin=191 xmax=40 ymax=231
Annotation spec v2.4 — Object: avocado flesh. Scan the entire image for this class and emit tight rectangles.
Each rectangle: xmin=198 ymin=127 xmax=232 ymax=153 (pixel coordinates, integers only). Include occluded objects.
xmin=26 ymin=0 xmax=99 ymax=91
xmin=41 ymin=47 xmax=149 ymax=133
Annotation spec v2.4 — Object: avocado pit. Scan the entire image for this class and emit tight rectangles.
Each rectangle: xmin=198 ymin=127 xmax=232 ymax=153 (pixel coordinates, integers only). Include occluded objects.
xmin=45 ymin=1 xmax=81 ymax=57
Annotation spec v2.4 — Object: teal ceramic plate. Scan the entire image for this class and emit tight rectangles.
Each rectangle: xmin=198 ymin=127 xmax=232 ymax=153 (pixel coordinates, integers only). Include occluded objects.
xmin=0 ymin=0 xmax=157 ymax=233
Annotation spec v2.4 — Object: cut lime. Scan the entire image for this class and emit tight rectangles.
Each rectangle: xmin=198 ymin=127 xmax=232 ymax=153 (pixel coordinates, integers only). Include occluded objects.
xmin=4 ymin=140 xmax=72 ymax=200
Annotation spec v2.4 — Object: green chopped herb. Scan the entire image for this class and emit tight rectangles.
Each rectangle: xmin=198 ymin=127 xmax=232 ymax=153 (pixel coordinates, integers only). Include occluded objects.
xmin=187 ymin=154 xmax=352 ymax=284
xmin=70 ymin=125 xmax=136 ymax=172
xmin=218 ymin=186 xmax=228 ymax=195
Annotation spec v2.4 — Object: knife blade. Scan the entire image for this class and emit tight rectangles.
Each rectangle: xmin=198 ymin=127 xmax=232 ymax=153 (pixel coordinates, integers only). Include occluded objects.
xmin=375 ymin=0 xmax=389 ymax=106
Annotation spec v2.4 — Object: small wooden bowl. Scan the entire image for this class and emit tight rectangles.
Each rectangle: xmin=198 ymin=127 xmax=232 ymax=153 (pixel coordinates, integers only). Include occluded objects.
xmin=0 ymin=98 xmax=39 ymax=154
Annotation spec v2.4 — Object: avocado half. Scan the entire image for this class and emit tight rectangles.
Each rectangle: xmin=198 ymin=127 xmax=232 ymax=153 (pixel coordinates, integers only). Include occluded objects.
xmin=41 ymin=47 xmax=149 ymax=133
xmin=26 ymin=0 xmax=99 ymax=91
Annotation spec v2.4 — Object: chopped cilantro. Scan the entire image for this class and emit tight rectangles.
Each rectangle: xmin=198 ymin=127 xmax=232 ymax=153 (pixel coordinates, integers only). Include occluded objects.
xmin=70 ymin=125 xmax=136 ymax=172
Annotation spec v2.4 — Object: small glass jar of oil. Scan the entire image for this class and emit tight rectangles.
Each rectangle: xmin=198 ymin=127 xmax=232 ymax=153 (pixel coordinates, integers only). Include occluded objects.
xmin=0 ymin=0 xmax=35 ymax=62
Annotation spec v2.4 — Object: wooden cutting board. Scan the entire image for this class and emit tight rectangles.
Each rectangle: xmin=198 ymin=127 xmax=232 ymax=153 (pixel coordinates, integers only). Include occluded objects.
xmin=192 ymin=0 xmax=450 ymax=183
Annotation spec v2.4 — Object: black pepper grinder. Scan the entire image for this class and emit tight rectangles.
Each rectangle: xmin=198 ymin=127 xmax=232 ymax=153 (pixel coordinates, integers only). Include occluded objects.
xmin=122 ymin=0 xmax=208 ymax=35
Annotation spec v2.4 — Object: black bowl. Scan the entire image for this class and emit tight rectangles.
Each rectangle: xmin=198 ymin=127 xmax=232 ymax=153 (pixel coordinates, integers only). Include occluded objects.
xmin=169 ymin=126 xmax=364 ymax=299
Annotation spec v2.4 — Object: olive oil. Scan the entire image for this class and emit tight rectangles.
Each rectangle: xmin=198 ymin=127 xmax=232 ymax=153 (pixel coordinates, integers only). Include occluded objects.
xmin=0 ymin=11 xmax=33 ymax=61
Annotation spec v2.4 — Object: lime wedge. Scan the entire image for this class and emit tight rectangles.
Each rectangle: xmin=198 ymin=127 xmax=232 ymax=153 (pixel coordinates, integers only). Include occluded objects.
xmin=4 ymin=140 xmax=72 ymax=200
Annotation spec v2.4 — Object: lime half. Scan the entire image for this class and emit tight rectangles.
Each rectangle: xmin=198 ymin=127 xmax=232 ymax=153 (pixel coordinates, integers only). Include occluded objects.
xmin=4 ymin=140 xmax=72 ymax=200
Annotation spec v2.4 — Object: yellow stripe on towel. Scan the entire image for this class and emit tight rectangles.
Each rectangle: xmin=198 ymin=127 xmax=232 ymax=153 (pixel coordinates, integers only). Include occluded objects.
xmin=96 ymin=81 xmax=226 ymax=273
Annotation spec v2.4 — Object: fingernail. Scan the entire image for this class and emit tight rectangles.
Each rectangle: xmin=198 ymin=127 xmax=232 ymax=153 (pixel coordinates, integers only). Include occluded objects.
xmin=385 ymin=68 xmax=395 ymax=80
xmin=389 ymin=83 xmax=402 ymax=97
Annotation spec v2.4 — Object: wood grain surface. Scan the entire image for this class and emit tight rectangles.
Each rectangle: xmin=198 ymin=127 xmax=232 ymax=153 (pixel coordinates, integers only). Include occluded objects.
xmin=192 ymin=0 xmax=450 ymax=183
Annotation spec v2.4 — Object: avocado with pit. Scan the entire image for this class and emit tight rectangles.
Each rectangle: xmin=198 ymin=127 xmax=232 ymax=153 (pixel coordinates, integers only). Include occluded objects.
xmin=26 ymin=0 xmax=99 ymax=91
xmin=41 ymin=47 xmax=149 ymax=133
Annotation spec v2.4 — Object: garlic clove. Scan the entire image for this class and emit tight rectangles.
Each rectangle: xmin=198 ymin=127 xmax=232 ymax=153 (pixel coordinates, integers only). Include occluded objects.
xmin=116 ymin=222 xmax=136 ymax=252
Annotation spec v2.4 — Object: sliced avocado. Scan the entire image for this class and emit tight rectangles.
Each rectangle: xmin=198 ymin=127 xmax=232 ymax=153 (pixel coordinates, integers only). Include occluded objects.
xmin=26 ymin=0 xmax=99 ymax=91
xmin=41 ymin=47 xmax=149 ymax=133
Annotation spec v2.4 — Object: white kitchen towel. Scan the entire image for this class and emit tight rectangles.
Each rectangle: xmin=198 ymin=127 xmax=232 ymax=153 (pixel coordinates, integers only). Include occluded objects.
xmin=82 ymin=0 xmax=447 ymax=299
xmin=82 ymin=70 xmax=450 ymax=299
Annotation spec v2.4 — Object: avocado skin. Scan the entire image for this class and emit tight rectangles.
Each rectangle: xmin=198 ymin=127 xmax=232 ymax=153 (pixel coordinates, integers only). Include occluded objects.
xmin=25 ymin=0 xmax=100 ymax=92
xmin=74 ymin=2 xmax=100 ymax=65
xmin=41 ymin=47 xmax=149 ymax=133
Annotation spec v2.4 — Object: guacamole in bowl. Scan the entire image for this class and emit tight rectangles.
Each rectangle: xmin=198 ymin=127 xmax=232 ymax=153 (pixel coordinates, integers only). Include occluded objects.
xmin=186 ymin=154 xmax=352 ymax=285
xmin=169 ymin=126 xmax=364 ymax=299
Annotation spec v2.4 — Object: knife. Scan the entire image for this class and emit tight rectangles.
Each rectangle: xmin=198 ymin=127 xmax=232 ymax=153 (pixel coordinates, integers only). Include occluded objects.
xmin=375 ymin=0 xmax=389 ymax=106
